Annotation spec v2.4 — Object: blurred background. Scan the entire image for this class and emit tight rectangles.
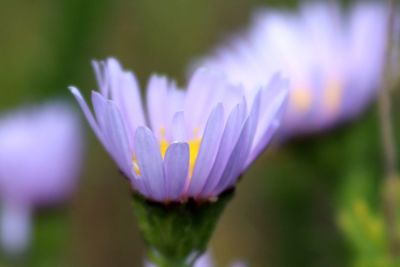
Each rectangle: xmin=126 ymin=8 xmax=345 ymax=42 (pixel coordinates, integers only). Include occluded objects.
xmin=0 ymin=0 xmax=399 ymax=266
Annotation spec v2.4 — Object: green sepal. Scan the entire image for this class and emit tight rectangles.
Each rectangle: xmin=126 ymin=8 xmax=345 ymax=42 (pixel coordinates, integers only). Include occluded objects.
xmin=132 ymin=189 xmax=235 ymax=267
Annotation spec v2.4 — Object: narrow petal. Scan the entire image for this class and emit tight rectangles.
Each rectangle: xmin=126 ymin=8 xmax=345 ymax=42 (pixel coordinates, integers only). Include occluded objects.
xmin=184 ymin=69 xmax=225 ymax=131
xmin=91 ymin=60 xmax=108 ymax=96
xmin=200 ymin=99 xmax=247 ymax=197
xmin=219 ymin=83 xmax=245 ymax=117
xmin=130 ymin=176 xmax=149 ymax=199
xmin=245 ymin=77 xmax=289 ymax=166
xmin=171 ymin=111 xmax=187 ymax=142
xmin=91 ymin=91 xmax=112 ymax=152
xmin=146 ymin=75 xmax=169 ymax=136
xmin=106 ymin=57 xmax=124 ymax=99
xmin=91 ymin=91 xmax=107 ymax=132
xmin=164 ymin=142 xmax=189 ymax=200
xmin=117 ymin=72 xmax=146 ymax=148
xmin=99 ymin=58 xmax=146 ymax=147
xmin=104 ymin=101 xmax=133 ymax=178
xmin=69 ymin=86 xmax=103 ymax=141
xmin=187 ymin=104 xmax=225 ymax=197
xmin=165 ymin=86 xmax=186 ymax=132
xmin=134 ymin=127 xmax=165 ymax=201
xmin=213 ymin=119 xmax=250 ymax=195
xmin=213 ymin=92 xmax=261 ymax=195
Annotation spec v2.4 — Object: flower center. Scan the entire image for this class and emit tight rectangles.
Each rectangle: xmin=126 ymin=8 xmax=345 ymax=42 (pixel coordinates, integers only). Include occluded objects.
xmin=133 ymin=128 xmax=202 ymax=178
xmin=290 ymin=87 xmax=313 ymax=114
xmin=160 ymin=138 xmax=201 ymax=178
xmin=323 ymin=80 xmax=342 ymax=116
xmin=290 ymin=79 xmax=343 ymax=117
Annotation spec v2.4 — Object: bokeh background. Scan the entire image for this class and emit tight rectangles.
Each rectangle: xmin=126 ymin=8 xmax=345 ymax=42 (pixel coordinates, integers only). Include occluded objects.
xmin=0 ymin=0 xmax=399 ymax=266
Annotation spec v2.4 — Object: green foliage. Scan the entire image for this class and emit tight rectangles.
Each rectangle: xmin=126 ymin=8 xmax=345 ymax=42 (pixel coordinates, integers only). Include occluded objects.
xmin=338 ymin=177 xmax=400 ymax=267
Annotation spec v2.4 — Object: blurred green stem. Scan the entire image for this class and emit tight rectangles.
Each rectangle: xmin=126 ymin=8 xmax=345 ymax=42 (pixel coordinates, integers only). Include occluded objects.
xmin=378 ymin=0 xmax=399 ymax=257
xmin=379 ymin=0 xmax=398 ymax=181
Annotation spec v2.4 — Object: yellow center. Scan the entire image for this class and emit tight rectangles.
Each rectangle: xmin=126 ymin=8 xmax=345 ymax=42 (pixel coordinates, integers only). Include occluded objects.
xmin=133 ymin=128 xmax=202 ymax=178
xmin=323 ymin=80 xmax=342 ymax=116
xmin=290 ymin=80 xmax=343 ymax=117
xmin=160 ymin=138 xmax=201 ymax=177
xmin=289 ymin=88 xmax=313 ymax=114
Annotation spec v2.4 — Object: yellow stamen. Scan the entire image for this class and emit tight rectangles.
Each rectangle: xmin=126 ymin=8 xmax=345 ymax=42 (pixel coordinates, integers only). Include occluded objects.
xmin=159 ymin=137 xmax=201 ymax=177
xmin=132 ymin=127 xmax=202 ymax=178
xmin=160 ymin=138 xmax=169 ymax=158
xmin=188 ymin=138 xmax=201 ymax=177
xmin=290 ymin=88 xmax=312 ymax=114
xmin=323 ymin=80 xmax=342 ymax=115
xmin=132 ymin=155 xmax=140 ymax=176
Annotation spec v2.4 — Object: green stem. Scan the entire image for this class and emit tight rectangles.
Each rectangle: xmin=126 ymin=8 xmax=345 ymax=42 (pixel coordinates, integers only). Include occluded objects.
xmin=132 ymin=190 xmax=235 ymax=267
xmin=147 ymin=248 xmax=194 ymax=267
xmin=379 ymin=0 xmax=400 ymax=257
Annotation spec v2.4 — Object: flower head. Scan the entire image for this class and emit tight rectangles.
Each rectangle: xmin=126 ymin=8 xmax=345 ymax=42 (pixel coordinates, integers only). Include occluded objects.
xmin=0 ymin=102 xmax=83 ymax=254
xmin=197 ymin=1 xmax=389 ymax=136
xmin=70 ymin=58 xmax=287 ymax=202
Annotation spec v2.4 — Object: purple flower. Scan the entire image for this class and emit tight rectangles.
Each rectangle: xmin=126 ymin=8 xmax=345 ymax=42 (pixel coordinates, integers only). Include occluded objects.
xmin=70 ymin=58 xmax=287 ymax=202
xmin=197 ymin=1 xmax=389 ymax=136
xmin=0 ymin=102 xmax=83 ymax=254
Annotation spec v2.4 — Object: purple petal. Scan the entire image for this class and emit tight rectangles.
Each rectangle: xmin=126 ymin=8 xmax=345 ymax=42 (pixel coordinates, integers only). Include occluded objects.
xmin=184 ymin=69 xmax=225 ymax=132
xmin=245 ymin=77 xmax=288 ymax=166
xmin=69 ymin=86 xmax=103 ymax=142
xmin=91 ymin=91 xmax=107 ymax=131
xmin=194 ymin=252 xmax=214 ymax=267
xmin=104 ymin=101 xmax=133 ymax=178
xmin=200 ymin=98 xmax=247 ymax=197
xmin=164 ymin=142 xmax=189 ymax=200
xmin=134 ymin=127 xmax=165 ymax=201
xmin=212 ymin=119 xmax=250 ymax=196
xmin=146 ymin=75 xmax=169 ymax=137
xmin=187 ymin=104 xmax=225 ymax=197
xmin=171 ymin=111 xmax=188 ymax=142
xmin=116 ymin=72 xmax=146 ymax=148
xmin=214 ymin=92 xmax=261 ymax=195
xmin=345 ymin=3 xmax=387 ymax=115
xmin=97 ymin=58 xmax=146 ymax=147
xmin=91 ymin=91 xmax=113 ymax=152
xmin=164 ymin=86 xmax=186 ymax=135
xmin=91 ymin=60 xmax=109 ymax=97
xmin=106 ymin=57 xmax=124 ymax=99
xmin=219 ymin=83 xmax=245 ymax=117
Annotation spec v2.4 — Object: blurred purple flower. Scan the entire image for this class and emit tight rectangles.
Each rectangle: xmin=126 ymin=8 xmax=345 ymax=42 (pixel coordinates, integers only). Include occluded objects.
xmin=197 ymin=1 xmax=389 ymax=136
xmin=0 ymin=102 xmax=83 ymax=254
xmin=70 ymin=58 xmax=287 ymax=202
